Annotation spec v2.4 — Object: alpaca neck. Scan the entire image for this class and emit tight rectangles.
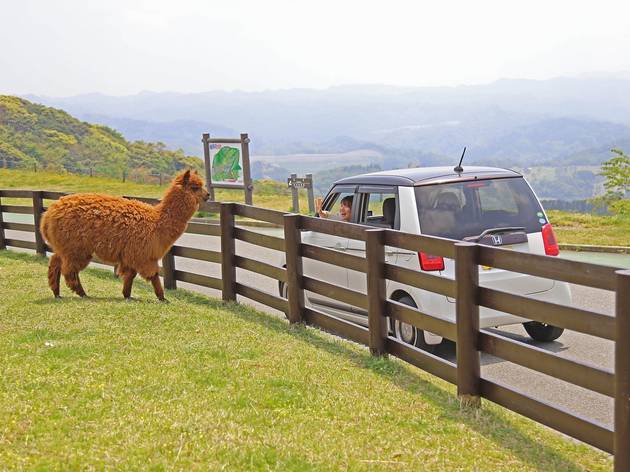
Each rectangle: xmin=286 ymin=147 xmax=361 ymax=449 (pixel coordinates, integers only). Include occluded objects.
xmin=156 ymin=186 xmax=198 ymax=244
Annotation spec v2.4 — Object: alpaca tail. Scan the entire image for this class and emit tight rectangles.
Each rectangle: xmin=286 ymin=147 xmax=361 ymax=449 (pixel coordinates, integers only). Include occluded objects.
xmin=40 ymin=211 xmax=48 ymax=237
xmin=40 ymin=212 xmax=51 ymax=246
xmin=48 ymin=253 xmax=62 ymax=298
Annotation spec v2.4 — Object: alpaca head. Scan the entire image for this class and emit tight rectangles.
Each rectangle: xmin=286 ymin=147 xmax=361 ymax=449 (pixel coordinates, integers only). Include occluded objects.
xmin=174 ymin=170 xmax=210 ymax=205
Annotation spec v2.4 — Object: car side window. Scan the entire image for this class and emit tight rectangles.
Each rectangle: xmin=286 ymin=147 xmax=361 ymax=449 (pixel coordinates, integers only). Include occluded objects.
xmin=359 ymin=191 xmax=398 ymax=229
xmin=323 ymin=191 xmax=356 ymax=222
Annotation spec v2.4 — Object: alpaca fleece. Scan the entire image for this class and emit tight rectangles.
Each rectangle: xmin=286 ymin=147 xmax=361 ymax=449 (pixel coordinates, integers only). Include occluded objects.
xmin=40 ymin=170 xmax=209 ymax=300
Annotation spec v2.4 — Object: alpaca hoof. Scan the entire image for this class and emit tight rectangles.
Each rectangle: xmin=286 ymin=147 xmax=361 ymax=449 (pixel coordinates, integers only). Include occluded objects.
xmin=124 ymin=297 xmax=136 ymax=302
xmin=158 ymin=298 xmax=169 ymax=303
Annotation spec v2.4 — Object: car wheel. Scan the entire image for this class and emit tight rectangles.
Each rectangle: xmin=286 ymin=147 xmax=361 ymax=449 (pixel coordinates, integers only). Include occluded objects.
xmin=279 ymin=281 xmax=287 ymax=298
xmin=393 ymin=296 xmax=436 ymax=353
xmin=523 ymin=321 xmax=564 ymax=342
xmin=278 ymin=282 xmax=290 ymax=320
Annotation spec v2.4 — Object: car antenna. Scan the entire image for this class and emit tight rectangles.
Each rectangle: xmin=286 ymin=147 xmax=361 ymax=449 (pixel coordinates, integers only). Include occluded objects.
xmin=454 ymin=146 xmax=466 ymax=173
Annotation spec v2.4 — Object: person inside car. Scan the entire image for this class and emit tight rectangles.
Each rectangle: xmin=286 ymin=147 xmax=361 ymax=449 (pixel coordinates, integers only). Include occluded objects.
xmin=316 ymin=195 xmax=353 ymax=222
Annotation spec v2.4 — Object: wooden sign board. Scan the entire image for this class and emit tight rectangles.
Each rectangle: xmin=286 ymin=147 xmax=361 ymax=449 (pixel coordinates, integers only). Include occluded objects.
xmin=202 ymin=133 xmax=253 ymax=205
xmin=287 ymin=173 xmax=315 ymax=213
xmin=287 ymin=176 xmax=313 ymax=189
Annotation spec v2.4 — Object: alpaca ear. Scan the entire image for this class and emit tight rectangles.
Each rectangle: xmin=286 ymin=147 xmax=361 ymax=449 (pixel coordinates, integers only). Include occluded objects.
xmin=181 ymin=170 xmax=191 ymax=185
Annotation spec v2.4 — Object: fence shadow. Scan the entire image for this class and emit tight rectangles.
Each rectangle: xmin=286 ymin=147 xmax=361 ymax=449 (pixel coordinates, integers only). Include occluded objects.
xmin=175 ymin=287 xmax=602 ymax=471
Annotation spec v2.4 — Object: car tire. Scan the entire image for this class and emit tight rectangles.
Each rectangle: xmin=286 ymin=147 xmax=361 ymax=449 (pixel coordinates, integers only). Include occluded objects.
xmin=523 ymin=321 xmax=564 ymax=342
xmin=279 ymin=281 xmax=290 ymax=320
xmin=393 ymin=295 xmax=437 ymax=353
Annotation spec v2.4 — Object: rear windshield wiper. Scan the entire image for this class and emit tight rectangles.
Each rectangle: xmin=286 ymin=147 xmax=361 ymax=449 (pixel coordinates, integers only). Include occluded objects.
xmin=463 ymin=227 xmax=525 ymax=243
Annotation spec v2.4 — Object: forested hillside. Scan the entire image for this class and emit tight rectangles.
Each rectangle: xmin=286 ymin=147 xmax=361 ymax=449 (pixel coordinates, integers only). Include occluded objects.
xmin=0 ymin=96 xmax=202 ymax=182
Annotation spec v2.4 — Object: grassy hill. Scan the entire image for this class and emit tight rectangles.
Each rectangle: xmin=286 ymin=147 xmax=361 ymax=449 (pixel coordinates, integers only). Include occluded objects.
xmin=0 ymin=251 xmax=612 ymax=470
xmin=0 ymin=96 xmax=203 ymax=182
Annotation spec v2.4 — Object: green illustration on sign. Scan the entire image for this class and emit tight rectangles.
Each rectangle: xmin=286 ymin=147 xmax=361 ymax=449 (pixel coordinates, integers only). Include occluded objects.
xmin=212 ymin=146 xmax=242 ymax=182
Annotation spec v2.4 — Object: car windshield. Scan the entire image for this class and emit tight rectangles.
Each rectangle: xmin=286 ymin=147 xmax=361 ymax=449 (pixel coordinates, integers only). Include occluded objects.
xmin=415 ymin=177 xmax=545 ymax=240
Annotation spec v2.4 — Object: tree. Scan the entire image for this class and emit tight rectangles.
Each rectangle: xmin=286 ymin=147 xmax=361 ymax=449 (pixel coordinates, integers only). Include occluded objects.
xmin=596 ymin=148 xmax=629 ymax=215
xmin=601 ymin=149 xmax=629 ymax=197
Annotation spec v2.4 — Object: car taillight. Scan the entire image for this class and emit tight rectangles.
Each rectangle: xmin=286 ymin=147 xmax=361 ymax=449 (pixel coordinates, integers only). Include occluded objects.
xmin=418 ymin=252 xmax=444 ymax=271
xmin=542 ymin=223 xmax=559 ymax=256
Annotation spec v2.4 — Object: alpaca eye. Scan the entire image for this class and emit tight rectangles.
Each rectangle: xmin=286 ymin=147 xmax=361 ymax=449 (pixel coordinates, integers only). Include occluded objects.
xmin=190 ymin=185 xmax=200 ymax=191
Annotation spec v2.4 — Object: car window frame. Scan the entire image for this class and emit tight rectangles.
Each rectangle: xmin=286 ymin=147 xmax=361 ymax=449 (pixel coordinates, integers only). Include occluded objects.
xmin=356 ymin=185 xmax=399 ymax=230
xmin=322 ymin=185 xmax=359 ymax=223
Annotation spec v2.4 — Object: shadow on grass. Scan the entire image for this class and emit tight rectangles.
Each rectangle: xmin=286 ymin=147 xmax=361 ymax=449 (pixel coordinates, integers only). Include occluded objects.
xmin=0 ymin=251 xmax=163 ymax=303
xmin=0 ymin=250 xmax=604 ymax=469
xmin=176 ymin=293 xmax=602 ymax=470
xmin=32 ymin=296 xmax=147 ymax=305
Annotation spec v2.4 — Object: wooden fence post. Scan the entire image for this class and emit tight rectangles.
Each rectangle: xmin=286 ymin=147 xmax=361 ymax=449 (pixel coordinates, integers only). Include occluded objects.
xmin=220 ymin=203 xmax=236 ymax=302
xmin=241 ymin=133 xmax=253 ymax=206
xmin=306 ymin=173 xmax=315 ymax=214
xmin=202 ymin=133 xmax=215 ymax=201
xmin=32 ymin=191 xmax=46 ymax=256
xmin=290 ymin=173 xmax=299 ymax=213
xmin=455 ymin=242 xmax=481 ymax=408
xmin=614 ymin=269 xmax=630 ymax=471
xmin=283 ymin=213 xmax=304 ymax=324
xmin=162 ymin=249 xmax=176 ymax=290
xmin=366 ymin=229 xmax=387 ymax=356
xmin=0 ymin=194 xmax=5 ymax=250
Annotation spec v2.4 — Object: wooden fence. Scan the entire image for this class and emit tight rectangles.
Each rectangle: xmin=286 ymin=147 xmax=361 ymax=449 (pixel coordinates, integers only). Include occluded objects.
xmin=1 ymin=189 xmax=628 ymax=470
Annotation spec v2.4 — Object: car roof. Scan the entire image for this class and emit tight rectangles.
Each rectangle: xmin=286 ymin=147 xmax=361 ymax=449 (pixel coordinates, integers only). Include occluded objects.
xmin=333 ymin=166 xmax=522 ymax=187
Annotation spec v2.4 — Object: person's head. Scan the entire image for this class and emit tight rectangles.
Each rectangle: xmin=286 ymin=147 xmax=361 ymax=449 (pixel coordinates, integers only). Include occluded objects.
xmin=340 ymin=195 xmax=353 ymax=222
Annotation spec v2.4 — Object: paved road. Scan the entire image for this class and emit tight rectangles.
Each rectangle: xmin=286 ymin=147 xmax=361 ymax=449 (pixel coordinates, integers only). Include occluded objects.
xmin=4 ymin=222 xmax=619 ymax=428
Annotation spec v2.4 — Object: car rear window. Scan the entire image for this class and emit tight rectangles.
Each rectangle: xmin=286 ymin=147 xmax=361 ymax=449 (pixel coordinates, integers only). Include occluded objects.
xmin=415 ymin=177 xmax=545 ymax=240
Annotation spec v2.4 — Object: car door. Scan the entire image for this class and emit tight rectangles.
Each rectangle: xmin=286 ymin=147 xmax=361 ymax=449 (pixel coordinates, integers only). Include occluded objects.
xmin=346 ymin=186 xmax=399 ymax=321
xmin=301 ymin=185 xmax=357 ymax=314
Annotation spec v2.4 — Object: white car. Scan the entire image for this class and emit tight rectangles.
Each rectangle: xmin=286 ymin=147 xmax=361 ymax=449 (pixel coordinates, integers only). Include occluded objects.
xmin=280 ymin=166 xmax=571 ymax=350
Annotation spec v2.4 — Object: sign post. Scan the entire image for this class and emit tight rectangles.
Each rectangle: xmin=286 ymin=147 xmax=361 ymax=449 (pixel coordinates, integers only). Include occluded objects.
xmin=201 ymin=133 xmax=253 ymax=205
xmin=287 ymin=174 xmax=315 ymax=213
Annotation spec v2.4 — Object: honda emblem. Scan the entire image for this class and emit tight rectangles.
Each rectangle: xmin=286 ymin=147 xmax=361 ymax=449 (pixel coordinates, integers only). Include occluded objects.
xmin=491 ymin=235 xmax=503 ymax=245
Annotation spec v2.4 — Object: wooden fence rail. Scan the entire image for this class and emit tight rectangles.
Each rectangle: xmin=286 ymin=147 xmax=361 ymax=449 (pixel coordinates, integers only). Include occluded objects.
xmin=0 ymin=189 xmax=627 ymax=469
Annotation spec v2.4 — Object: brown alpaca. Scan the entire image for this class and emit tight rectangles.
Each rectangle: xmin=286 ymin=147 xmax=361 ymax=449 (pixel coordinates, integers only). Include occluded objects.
xmin=40 ymin=170 xmax=209 ymax=300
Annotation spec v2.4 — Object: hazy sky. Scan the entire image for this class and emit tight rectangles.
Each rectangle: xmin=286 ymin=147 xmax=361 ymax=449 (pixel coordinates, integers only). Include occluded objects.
xmin=2 ymin=0 xmax=630 ymax=96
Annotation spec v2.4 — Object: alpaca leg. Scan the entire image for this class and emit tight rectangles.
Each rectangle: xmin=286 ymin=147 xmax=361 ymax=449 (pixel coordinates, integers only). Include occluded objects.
xmin=63 ymin=271 xmax=87 ymax=297
xmin=48 ymin=254 xmax=62 ymax=298
xmin=122 ymin=269 xmax=137 ymax=299
xmin=62 ymin=255 xmax=91 ymax=297
xmin=149 ymin=273 xmax=166 ymax=301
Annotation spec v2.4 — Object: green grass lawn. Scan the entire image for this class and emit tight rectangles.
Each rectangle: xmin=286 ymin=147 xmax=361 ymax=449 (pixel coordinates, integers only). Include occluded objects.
xmin=0 ymin=250 xmax=612 ymax=470
xmin=0 ymin=169 xmax=311 ymax=214
xmin=548 ymin=210 xmax=630 ymax=247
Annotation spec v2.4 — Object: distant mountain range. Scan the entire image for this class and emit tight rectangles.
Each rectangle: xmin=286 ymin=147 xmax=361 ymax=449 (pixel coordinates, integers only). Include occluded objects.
xmin=24 ymin=78 xmax=630 ymax=171
xmin=21 ymin=78 xmax=630 ymax=199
